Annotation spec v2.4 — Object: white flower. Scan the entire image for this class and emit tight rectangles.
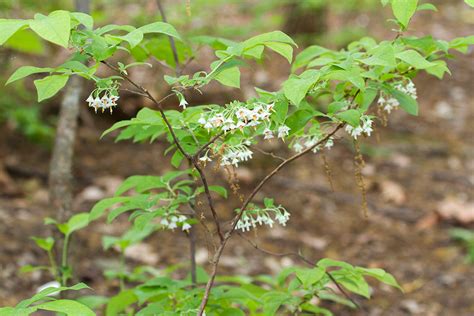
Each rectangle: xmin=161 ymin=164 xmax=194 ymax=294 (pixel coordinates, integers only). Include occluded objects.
xmin=199 ymin=153 xmax=212 ymax=162
xmin=204 ymin=121 xmax=213 ymax=131
xmin=179 ymin=98 xmax=188 ymax=109
xmin=345 ymin=125 xmax=363 ymax=139
xmin=198 ymin=115 xmax=207 ymax=125
xmin=210 ymin=114 xmax=225 ymax=127
xmin=361 ymin=115 xmax=373 ymax=136
xmin=263 ymin=128 xmax=274 ymax=140
xmin=86 ymin=94 xmax=94 ymax=103
xmin=275 ymin=210 xmax=290 ymax=226
xmin=182 ymin=222 xmax=192 ymax=231
xmin=293 ymin=143 xmax=303 ymax=153
xmin=304 ymin=138 xmax=317 ymax=149
xmin=235 ymin=108 xmax=248 ymax=121
xmin=161 ymin=218 xmax=169 ymax=226
xmin=324 ymin=138 xmax=334 ymax=150
xmin=222 ymin=118 xmax=235 ymax=132
xmin=277 ymin=125 xmax=290 ymax=139
xmin=235 ymin=120 xmax=246 ymax=130
xmin=266 ymin=102 xmax=275 ymax=112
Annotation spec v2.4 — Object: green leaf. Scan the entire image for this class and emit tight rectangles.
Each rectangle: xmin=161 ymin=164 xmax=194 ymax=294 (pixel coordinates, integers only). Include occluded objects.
xmin=170 ymin=149 xmax=184 ymax=168
xmin=6 ymin=66 xmax=54 ymax=85
xmin=34 ymin=74 xmax=69 ymax=102
xmin=65 ymin=212 xmax=90 ymax=235
xmin=356 ymin=267 xmax=403 ymax=291
xmin=209 ymin=185 xmax=228 ymax=198
xmin=243 ymin=31 xmax=296 ymax=50
xmin=70 ymin=12 xmax=93 ymax=30
xmin=138 ymin=22 xmax=182 ymax=41
xmin=4 ymin=29 xmax=45 ymax=54
xmin=265 ymin=42 xmax=293 ymax=63
xmin=360 ymin=42 xmax=396 ymax=68
xmin=333 ymin=273 xmax=370 ymax=298
xmin=31 ymin=237 xmax=54 ymax=252
xmin=119 ymin=29 xmax=144 ymax=48
xmin=387 ymin=86 xmax=419 ymax=115
xmin=17 ymin=283 xmax=90 ymax=308
xmin=326 ymin=69 xmax=365 ymax=90
xmin=273 ymin=100 xmax=289 ymax=124
xmin=417 ymin=3 xmax=437 ymax=11
xmin=0 ymin=19 xmax=29 ymax=45
xmin=391 ymin=0 xmax=418 ymax=29
xmin=36 ymin=299 xmax=95 ymax=316
xmin=396 ymin=49 xmax=434 ymax=69
xmin=336 ymin=109 xmax=361 ymax=127
xmin=425 ymin=60 xmax=450 ymax=79
xmin=283 ymin=69 xmax=320 ymax=106
xmin=292 ymin=45 xmax=328 ymax=71
xmin=76 ymin=295 xmax=109 ymax=310
xmin=465 ymin=0 xmax=474 ymax=7
xmin=317 ymin=258 xmax=353 ymax=270
xmin=29 ymin=10 xmax=71 ymax=48
xmin=106 ymin=290 xmax=138 ymax=316
xmin=296 ymin=267 xmax=325 ymax=288
xmin=89 ymin=196 xmax=130 ymax=221
xmin=214 ymin=66 xmax=241 ymax=88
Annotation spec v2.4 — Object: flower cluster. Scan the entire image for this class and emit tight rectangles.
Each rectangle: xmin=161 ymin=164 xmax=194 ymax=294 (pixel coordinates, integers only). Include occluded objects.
xmin=198 ymin=101 xmax=274 ymax=133
xmin=292 ymin=135 xmax=333 ymax=153
xmin=220 ymin=144 xmax=253 ymax=167
xmin=86 ymin=92 xmax=119 ymax=114
xmin=378 ymin=80 xmax=417 ymax=113
xmin=236 ymin=203 xmax=290 ymax=232
xmin=160 ymin=214 xmax=191 ymax=231
xmin=345 ymin=115 xmax=373 ymax=139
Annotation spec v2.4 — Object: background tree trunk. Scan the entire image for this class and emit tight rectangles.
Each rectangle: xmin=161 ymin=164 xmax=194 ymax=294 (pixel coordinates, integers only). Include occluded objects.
xmin=48 ymin=0 xmax=89 ymax=223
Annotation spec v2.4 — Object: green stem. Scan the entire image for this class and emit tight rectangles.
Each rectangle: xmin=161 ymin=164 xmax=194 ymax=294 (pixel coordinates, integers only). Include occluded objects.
xmin=204 ymin=55 xmax=233 ymax=80
xmin=61 ymin=234 xmax=70 ymax=286
xmin=47 ymin=250 xmax=59 ymax=282
xmin=119 ymin=250 xmax=126 ymax=291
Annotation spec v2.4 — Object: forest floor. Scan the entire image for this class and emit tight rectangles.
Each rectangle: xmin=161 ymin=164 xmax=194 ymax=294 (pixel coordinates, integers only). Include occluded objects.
xmin=0 ymin=1 xmax=473 ymax=315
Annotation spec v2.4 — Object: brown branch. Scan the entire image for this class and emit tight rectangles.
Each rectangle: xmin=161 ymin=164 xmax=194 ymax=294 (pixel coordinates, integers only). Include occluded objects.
xmin=197 ymin=124 xmax=344 ymax=314
xmin=100 ymin=60 xmax=224 ymax=241
xmin=156 ymin=0 xmax=180 ymax=75
xmin=193 ymin=131 xmax=224 ymax=159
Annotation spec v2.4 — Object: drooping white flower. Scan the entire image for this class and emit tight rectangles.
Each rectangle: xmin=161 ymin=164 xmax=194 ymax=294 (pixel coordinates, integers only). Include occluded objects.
xmin=263 ymin=128 xmax=274 ymax=140
xmin=325 ymin=138 xmax=334 ymax=150
xmin=345 ymin=124 xmax=363 ymax=139
xmin=182 ymin=222 xmax=192 ymax=231
xmin=179 ymin=98 xmax=188 ymax=109
xmin=277 ymin=125 xmax=290 ymax=139
xmin=199 ymin=151 xmax=212 ymax=162
xmin=361 ymin=115 xmax=373 ymax=136
xmin=293 ymin=142 xmax=303 ymax=153
xmin=198 ymin=115 xmax=207 ymax=125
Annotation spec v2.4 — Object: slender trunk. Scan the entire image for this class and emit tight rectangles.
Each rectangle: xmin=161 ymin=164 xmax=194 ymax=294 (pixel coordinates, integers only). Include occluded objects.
xmin=49 ymin=75 xmax=82 ymax=222
xmin=48 ymin=0 xmax=89 ymax=289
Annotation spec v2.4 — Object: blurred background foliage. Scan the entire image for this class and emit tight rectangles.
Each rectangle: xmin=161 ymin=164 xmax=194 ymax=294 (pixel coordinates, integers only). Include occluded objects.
xmin=0 ymin=0 xmax=384 ymax=147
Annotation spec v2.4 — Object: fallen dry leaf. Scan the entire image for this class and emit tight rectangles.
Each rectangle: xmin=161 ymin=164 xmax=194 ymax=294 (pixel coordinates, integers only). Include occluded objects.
xmin=436 ymin=196 xmax=474 ymax=224
xmin=380 ymin=180 xmax=406 ymax=205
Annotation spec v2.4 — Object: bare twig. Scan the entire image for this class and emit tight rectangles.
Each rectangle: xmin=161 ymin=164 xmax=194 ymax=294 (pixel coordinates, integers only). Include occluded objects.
xmin=252 ymin=146 xmax=286 ymax=162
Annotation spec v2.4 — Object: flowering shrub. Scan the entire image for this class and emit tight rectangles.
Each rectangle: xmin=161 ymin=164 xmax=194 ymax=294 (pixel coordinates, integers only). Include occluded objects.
xmin=1 ymin=1 xmax=473 ymax=315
